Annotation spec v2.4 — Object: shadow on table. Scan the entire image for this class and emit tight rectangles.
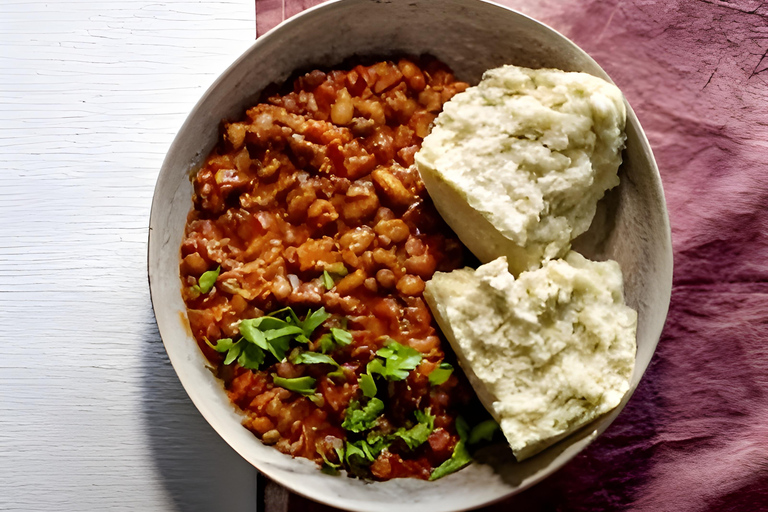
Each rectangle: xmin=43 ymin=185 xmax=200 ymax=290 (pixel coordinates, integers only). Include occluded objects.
xmin=139 ymin=310 xmax=258 ymax=512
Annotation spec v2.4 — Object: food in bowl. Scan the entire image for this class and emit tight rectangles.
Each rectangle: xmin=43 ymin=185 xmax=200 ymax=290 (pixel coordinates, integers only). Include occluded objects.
xmin=179 ymin=57 xmax=496 ymax=481
xmin=416 ymin=65 xmax=627 ymax=275
xmin=179 ymin=55 xmax=637 ymax=481
xmin=424 ymin=252 xmax=637 ymax=461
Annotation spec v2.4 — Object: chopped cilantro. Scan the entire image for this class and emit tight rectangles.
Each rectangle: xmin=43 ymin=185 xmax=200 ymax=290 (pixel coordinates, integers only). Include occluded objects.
xmin=392 ymin=409 xmax=435 ymax=450
xmin=367 ymin=340 xmax=422 ymax=381
xmin=320 ymin=444 xmax=345 ymax=474
xmin=468 ymin=419 xmax=500 ymax=445
xmin=317 ymin=327 xmax=353 ymax=354
xmin=237 ymin=343 xmax=266 ymax=370
xmin=322 ymin=270 xmax=335 ymax=290
xmin=345 ymin=432 xmax=390 ymax=467
xmin=290 ymin=351 xmax=338 ymax=367
xmin=341 ymin=398 xmax=384 ymax=433
xmin=319 ymin=333 xmax=335 ymax=354
xmin=330 ymin=327 xmax=353 ymax=346
xmin=240 ymin=315 xmax=289 ymax=333
xmin=345 ymin=441 xmax=371 ymax=465
xmin=238 ymin=321 xmax=268 ymax=350
xmin=429 ymin=416 xmax=472 ymax=480
xmin=265 ymin=325 xmax=306 ymax=339
xmin=265 ymin=334 xmax=292 ymax=361
xmin=301 ymin=307 xmax=331 ymax=337
xmin=206 ymin=337 xmax=264 ymax=369
xmin=265 ymin=306 xmax=301 ymax=325
xmin=326 ymin=366 xmax=347 ymax=381
xmin=428 ymin=361 xmax=454 ymax=386
xmin=195 ymin=266 xmax=220 ymax=294
xmin=236 ymin=307 xmax=333 ymax=363
xmin=223 ymin=340 xmax=244 ymax=366
xmin=272 ymin=374 xmax=316 ymax=395
xmin=358 ymin=373 xmax=377 ymax=398
xmin=205 ymin=337 xmax=234 ymax=353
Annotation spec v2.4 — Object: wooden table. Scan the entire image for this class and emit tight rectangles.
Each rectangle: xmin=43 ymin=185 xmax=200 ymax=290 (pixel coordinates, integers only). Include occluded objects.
xmin=0 ymin=1 xmax=260 ymax=510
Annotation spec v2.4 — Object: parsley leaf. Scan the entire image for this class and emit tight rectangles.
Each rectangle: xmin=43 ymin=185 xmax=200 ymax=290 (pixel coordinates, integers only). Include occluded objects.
xmin=326 ymin=366 xmax=347 ymax=381
xmin=271 ymin=374 xmax=316 ymax=395
xmin=319 ymin=333 xmax=335 ymax=354
xmin=320 ymin=443 xmax=345 ymax=474
xmin=237 ymin=343 xmax=266 ymax=370
xmin=345 ymin=432 xmax=391 ymax=467
xmin=197 ymin=266 xmax=220 ymax=294
xmin=237 ymin=307 xmax=333 ymax=363
xmin=267 ymin=306 xmax=301 ymax=325
xmin=330 ymin=328 xmax=353 ymax=346
xmin=468 ymin=419 xmax=500 ymax=445
xmin=367 ymin=341 xmax=422 ymax=381
xmin=428 ymin=361 xmax=454 ymax=386
xmin=345 ymin=441 xmax=372 ymax=465
xmin=341 ymin=398 xmax=384 ymax=433
xmin=290 ymin=351 xmax=339 ymax=366
xmin=223 ymin=340 xmax=244 ymax=366
xmin=301 ymin=307 xmax=331 ymax=337
xmin=205 ymin=337 xmax=234 ymax=353
xmin=241 ymin=316 xmax=289 ymax=333
xmin=429 ymin=416 xmax=472 ymax=480
xmin=392 ymin=409 xmax=435 ymax=450
xmin=322 ymin=270 xmax=335 ymax=290
xmin=359 ymin=373 xmax=377 ymax=398
xmin=266 ymin=325 xmax=306 ymax=339
xmin=205 ymin=337 xmax=250 ymax=367
xmin=238 ymin=321 xmax=269 ymax=350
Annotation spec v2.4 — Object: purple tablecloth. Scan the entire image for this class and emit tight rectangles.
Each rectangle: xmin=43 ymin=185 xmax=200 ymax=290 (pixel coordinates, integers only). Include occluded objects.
xmin=255 ymin=1 xmax=768 ymax=510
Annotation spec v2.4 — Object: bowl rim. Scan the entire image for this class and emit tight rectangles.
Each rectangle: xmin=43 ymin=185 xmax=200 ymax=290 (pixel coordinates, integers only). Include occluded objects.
xmin=147 ymin=0 xmax=673 ymax=510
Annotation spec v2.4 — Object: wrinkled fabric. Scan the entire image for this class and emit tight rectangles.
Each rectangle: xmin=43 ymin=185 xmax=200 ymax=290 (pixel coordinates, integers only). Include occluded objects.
xmin=255 ymin=1 xmax=768 ymax=510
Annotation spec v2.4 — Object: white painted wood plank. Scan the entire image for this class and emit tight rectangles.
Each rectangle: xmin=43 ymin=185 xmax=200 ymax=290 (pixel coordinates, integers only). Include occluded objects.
xmin=0 ymin=2 xmax=260 ymax=511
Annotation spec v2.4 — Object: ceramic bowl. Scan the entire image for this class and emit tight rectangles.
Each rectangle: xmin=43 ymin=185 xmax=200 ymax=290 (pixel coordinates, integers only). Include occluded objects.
xmin=148 ymin=0 xmax=673 ymax=510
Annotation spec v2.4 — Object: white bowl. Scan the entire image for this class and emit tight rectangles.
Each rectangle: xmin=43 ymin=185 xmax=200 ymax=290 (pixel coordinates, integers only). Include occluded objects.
xmin=148 ymin=0 xmax=673 ymax=510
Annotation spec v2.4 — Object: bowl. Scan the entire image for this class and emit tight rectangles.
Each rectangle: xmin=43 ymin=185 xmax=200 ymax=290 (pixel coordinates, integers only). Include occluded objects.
xmin=147 ymin=0 xmax=673 ymax=510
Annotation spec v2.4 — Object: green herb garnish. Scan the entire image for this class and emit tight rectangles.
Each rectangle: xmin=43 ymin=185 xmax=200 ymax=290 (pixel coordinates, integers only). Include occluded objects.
xmin=206 ymin=337 xmax=266 ymax=369
xmin=206 ymin=306 xmax=342 ymax=374
xmin=237 ymin=307 xmax=331 ymax=362
xmin=319 ymin=333 xmax=335 ymax=354
xmin=428 ymin=361 xmax=454 ymax=386
xmin=367 ymin=340 xmax=422 ymax=381
xmin=345 ymin=432 xmax=390 ymax=466
xmin=392 ymin=409 xmax=435 ymax=450
xmin=468 ymin=419 xmax=500 ymax=445
xmin=341 ymin=398 xmax=384 ymax=432
xmin=358 ymin=373 xmax=377 ymax=398
xmin=320 ymin=444 xmax=345 ymax=474
xmin=271 ymin=374 xmax=317 ymax=396
xmin=290 ymin=351 xmax=339 ymax=367
xmin=429 ymin=416 xmax=472 ymax=480
xmin=301 ymin=307 xmax=331 ymax=337
xmin=193 ymin=266 xmax=220 ymax=294
xmin=330 ymin=327 xmax=353 ymax=346
xmin=322 ymin=270 xmax=335 ymax=290
xmin=318 ymin=327 xmax=353 ymax=354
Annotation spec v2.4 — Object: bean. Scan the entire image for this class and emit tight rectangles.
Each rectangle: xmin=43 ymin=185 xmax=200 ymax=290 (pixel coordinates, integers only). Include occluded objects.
xmin=396 ymin=274 xmax=425 ymax=296
xmin=330 ymin=87 xmax=354 ymax=125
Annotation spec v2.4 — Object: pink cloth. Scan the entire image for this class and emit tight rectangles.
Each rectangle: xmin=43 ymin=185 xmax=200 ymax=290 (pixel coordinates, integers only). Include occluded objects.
xmin=255 ymin=1 xmax=768 ymax=510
